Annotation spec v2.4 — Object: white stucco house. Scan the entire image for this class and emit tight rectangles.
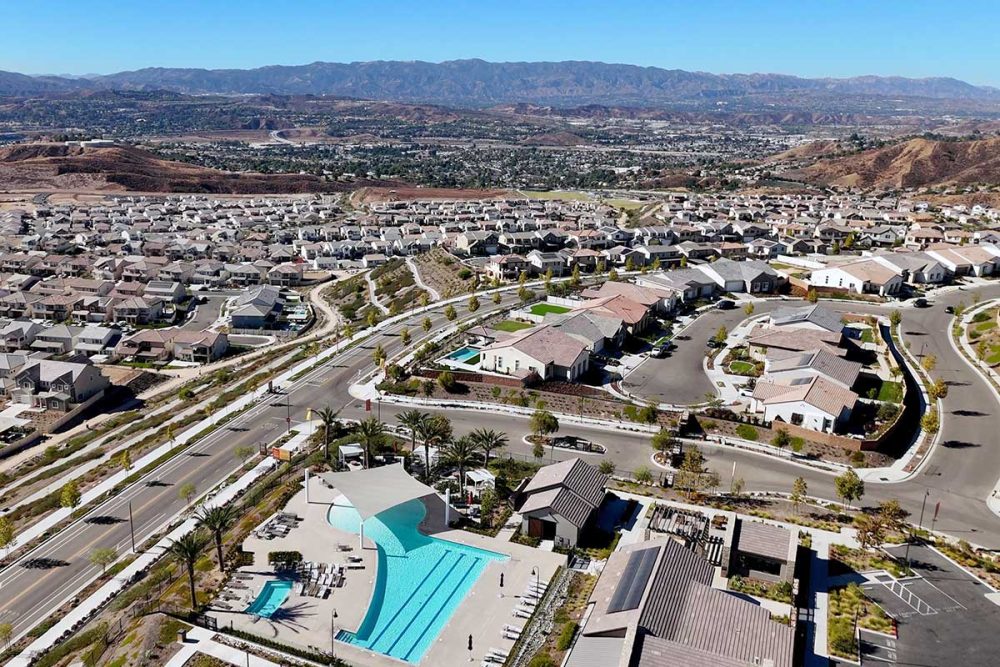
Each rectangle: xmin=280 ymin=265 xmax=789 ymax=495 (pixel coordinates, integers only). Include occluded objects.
xmin=479 ymin=324 xmax=590 ymax=381
xmin=750 ymin=376 xmax=858 ymax=434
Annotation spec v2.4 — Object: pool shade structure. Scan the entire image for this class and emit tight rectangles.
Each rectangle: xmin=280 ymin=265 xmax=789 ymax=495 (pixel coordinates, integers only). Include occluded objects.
xmin=321 ymin=464 xmax=439 ymax=546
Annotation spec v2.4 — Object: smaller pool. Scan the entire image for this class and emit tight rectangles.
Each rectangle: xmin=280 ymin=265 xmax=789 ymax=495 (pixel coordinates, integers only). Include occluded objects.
xmin=446 ymin=346 xmax=480 ymax=363
xmin=245 ymin=579 xmax=293 ymax=618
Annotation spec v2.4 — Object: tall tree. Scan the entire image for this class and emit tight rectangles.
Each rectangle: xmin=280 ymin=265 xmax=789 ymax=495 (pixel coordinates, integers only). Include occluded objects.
xmin=356 ymin=417 xmax=386 ymax=469
xmin=60 ymin=480 xmax=81 ymax=509
xmin=89 ymin=546 xmax=117 ymax=574
xmin=316 ymin=406 xmax=340 ymax=461
xmin=530 ymin=409 xmax=559 ymax=440
xmin=168 ymin=531 xmax=209 ymax=610
xmin=196 ymin=504 xmax=240 ymax=573
xmin=790 ymin=477 xmax=808 ymax=514
xmin=397 ymin=409 xmax=429 ymax=453
xmin=0 ymin=516 xmax=14 ymax=556
xmin=470 ymin=428 xmax=508 ymax=467
xmin=834 ymin=468 xmax=865 ymax=509
xmin=444 ymin=436 xmax=480 ymax=492
xmin=415 ymin=414 xmax=452 ymax=481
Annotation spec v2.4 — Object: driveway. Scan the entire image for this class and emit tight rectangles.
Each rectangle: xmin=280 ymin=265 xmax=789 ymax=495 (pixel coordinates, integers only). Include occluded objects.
xmin=182 ymin=295 xmax=226 ymax=331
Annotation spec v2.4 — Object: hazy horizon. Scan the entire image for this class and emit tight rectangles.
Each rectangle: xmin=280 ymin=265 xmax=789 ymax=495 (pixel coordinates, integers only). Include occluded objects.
xmin=3 ymin=0 xmax=1000 ymax=87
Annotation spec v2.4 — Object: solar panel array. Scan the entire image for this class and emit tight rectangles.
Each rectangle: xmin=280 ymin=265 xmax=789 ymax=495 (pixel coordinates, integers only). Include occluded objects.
xmin=607 ymin=546 xmax=659 ymax=612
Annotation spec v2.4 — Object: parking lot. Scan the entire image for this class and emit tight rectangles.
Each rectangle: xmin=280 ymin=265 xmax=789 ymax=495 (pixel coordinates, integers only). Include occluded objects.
xmin=857 ymin=543 xmax=1000 ymax=665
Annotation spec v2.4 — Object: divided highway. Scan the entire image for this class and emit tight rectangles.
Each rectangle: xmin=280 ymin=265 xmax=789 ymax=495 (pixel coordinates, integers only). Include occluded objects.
xmin=1 ymin=283 xmax=999 ymax=644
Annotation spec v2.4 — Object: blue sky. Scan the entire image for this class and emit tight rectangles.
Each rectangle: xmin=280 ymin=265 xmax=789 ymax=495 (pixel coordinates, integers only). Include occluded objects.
xmin=3 ymin=0 xmax=999 ymax=86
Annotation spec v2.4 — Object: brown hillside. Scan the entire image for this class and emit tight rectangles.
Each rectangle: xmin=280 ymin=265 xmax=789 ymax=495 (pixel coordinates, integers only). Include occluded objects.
xmin=765 ymin=139 xmax=846 ymax=164
xmin=791 ymin=137 xmax=1000 ymax=188
xmin=520 ymin=131 xmax=587 ymax=147
xmin=0 ymin=142 xmax=395 ymax=194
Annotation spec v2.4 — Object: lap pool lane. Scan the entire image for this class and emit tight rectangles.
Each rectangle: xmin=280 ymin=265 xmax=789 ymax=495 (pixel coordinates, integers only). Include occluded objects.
xmin=328 ymin=497 xmax=506 ymax=663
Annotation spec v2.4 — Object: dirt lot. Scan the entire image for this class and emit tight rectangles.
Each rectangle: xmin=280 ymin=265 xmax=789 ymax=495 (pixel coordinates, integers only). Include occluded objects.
xmin=410 ymin=247 xmax=477 ymax=298
xmin=352 ymin=185 xmax=513 ymax=204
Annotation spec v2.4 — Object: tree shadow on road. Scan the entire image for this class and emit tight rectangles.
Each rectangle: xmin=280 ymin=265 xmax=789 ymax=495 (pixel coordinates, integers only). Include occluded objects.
xmin=23 ymin=557 xmax=69 ymax=569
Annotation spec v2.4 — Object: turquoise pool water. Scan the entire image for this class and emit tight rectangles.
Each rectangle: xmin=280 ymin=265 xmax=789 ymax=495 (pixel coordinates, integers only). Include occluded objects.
xmin=245 ymin=579 xmax=293 ymax=618
xmin=445 ymin=346 xmax=480 ymax=363
xmin=329 ymin=497 xmax=506 ymax=663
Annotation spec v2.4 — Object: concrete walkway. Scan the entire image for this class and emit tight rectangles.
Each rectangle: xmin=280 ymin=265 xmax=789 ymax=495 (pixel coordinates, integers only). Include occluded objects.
xmin=364 ymin=270 xmax=389 ymax=314
xmin=406 ymin=255 xmax=441 ymax=301
xmin=166 ymin=625 xmax=281 ymax=667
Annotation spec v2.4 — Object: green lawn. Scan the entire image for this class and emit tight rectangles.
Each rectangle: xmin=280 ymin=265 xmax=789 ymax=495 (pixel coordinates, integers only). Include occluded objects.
xmin=529 ymin=303 xmax=571 ymax=316
xmin=860 ymin=328 xmax=875 ymax=344
xmin=494 ymin=319 xmax=533 ymax=333
xmin=729 ymin=361 xmax=756 ymax=375
xmin=877 ymin=381 xmax=904 ymax=403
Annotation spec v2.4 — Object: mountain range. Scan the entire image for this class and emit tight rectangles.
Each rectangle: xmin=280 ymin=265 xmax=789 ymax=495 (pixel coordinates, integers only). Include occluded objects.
xmin=2 ymin=60 xmax=999 ymax=109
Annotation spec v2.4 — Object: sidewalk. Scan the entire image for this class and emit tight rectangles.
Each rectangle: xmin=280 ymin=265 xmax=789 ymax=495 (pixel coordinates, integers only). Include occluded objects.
xmin=166 ymin=626 xmax=280 ymax=667
xmin=406 ymin=256 xmax=441 ymax=301
xmin=8 ymin=427 xmax=317 ymax=664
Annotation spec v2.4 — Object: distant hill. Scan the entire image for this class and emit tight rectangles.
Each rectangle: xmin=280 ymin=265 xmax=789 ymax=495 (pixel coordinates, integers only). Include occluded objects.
xmin=788 ymin=137 xmax=1000 ymax=188
xmin=2 ymin=61 xmax=999 ymax=110
xmin=520 ymin=131 xmax=587 ymax=146
xmin=0 ymin=142 xmax=391 ymax=193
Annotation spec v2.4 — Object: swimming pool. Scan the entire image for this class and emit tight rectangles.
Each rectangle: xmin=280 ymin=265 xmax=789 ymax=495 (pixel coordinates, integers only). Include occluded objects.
xmin=329 ymin=497 xmax=506 ymax=663
xmin=245 ymin=579 xmax=293 ymax=618
xmin=445 ymin=346 xmax=480 ymax=364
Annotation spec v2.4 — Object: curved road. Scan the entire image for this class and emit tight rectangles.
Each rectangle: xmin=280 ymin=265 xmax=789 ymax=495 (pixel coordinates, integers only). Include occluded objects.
xmin=1 ymin=284 xmax=999 ymax=645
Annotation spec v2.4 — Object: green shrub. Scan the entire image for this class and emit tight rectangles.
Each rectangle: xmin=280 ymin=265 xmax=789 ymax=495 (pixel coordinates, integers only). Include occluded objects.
xmin=735 ymin=424 xmax=759 ymax=441
xmin=828 ymin=616 xmax=857 ymax=657
xmin=555 ymin=621 xmax=578 ymax=650
xmin=528 ymin=653 xmax=557 ymax=667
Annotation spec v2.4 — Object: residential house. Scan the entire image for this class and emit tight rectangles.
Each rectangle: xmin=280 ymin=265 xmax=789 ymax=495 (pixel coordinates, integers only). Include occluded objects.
xmin=516 ymin=458 xmax=608 ymax=548
xmin=480 ymin=324 xmax=590 ymax=381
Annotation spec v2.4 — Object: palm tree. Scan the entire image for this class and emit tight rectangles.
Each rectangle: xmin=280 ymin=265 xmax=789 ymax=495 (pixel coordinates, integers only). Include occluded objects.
xmin=316 ymin=406 xmax=340 ymax=461
xmin=470 ymin=428 xmax=507 ymax=468
xmin=444 ymin=436 xmax=480 ymax=493
xmin=415 ymin=414 xmax=453 ymax=482
xmin=196 ymin=505 xmax=239 ymax=573
xmin=397 ymin=409 xmax=429 ymax=453
xmin=356 ymin=417 xmax=385 ymax=469
xmin=168 ymin=531 xmax=209 ymax=610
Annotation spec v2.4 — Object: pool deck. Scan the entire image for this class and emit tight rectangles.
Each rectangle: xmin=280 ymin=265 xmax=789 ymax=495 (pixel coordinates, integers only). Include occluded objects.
xmin=209 ymin=475 xmax=565 ymax=667
xmin=207 ymin=479 xmax=378 ymax=655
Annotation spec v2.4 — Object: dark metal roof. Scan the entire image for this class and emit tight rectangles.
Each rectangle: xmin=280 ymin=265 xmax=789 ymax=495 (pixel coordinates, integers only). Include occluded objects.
xmin=608 ymin=546 xmax=660 ymax=613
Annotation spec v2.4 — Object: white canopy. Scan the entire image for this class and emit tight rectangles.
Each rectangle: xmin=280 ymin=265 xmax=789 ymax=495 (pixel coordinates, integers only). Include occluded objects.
xmin=320 ymin=463 xmax=437 ymax=521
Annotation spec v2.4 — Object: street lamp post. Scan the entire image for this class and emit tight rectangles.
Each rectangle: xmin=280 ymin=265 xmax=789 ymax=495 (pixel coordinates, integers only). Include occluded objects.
xmin=905 ymin=490 xmax=931 ymax=569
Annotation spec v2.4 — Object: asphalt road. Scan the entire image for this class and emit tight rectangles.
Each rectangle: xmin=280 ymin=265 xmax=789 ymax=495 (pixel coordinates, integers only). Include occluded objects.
xmin=0 ymin=289 xmax=528 ymax=641
xmin=2 ymin=283 xmax=1000 ymax=644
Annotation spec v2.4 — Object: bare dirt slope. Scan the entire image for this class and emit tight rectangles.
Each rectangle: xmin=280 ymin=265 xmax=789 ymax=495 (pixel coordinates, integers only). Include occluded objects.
xmin=0 ymin=142 xmax=375 ymax=194
xmin=789 ymin=137 xmax=1000 ymax=188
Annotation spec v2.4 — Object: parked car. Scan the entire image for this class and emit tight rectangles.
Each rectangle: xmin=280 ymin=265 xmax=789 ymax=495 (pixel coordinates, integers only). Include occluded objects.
xmin=716 ymin=299 xmax=736 ymax=310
